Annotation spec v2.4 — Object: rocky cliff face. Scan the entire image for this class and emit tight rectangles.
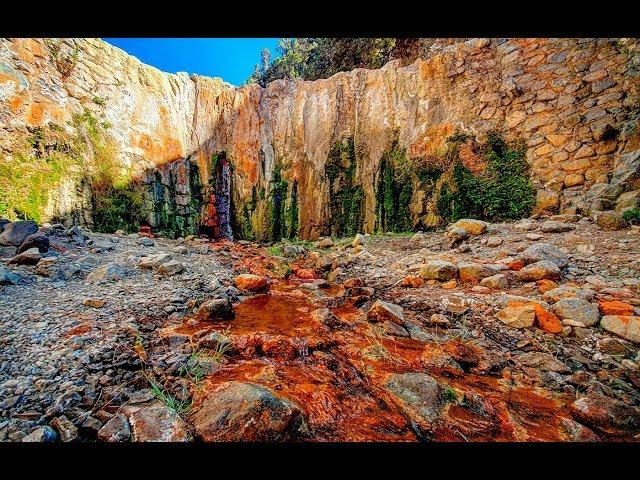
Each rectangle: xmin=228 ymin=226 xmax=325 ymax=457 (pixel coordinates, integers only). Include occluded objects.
xmin=2 ymin=38 xmax=640 ymax=239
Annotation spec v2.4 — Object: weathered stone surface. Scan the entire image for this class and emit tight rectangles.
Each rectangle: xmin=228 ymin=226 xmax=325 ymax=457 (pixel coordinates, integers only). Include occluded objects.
xmin=50 ymin=415 xmax=78 ymax=442
xmin=367 ymin=300 xmax=404 ymax=324
xmin=17 ymin=234 xmax=49 ymax=254
xmin=0 ymin=265 xmax=21 ymax=285
xmin=0 ymin=221 xmax=38 ymax=246
xmin=517 ymin=260 xmax=561 ymax=281
xmin=600 ymin=316 xmax=640 ymax=343
xmin=533 ymin=304 xmax=563 ymax=334
xmin=1 ymin=38 xmax=639 ymax=236
xmin=385 ymin=372 xmax=443 ymax=438
xmin=21 ymin=426 xmax=58 ymax=442
xmin=419 ymin=260 xmax=458 ymax=281
xmin=570 ymin=394 xmax=640 ymax=436
xmin=235 ymin=274 xmax=269 ymax=292
xmin=157 ymin=260 xmax=184 ymax=276
xmin=458 ymin=262 xmax=499 ymax=283
xmin=97 ymin=414 xmax=131 ymax=442
xmin=495 ymin=305 xmax=536 ymax=328
xmin=552 ymin=298 xmax=600 ymax=327
xmin=443 ymin=227 xmax=469 ymax=249
xmin=8 ymin=247 xmax=41 ymax=266
xmin=139 ymin=253 xmax=172 ymax=269
xmin=138 ymin=237 xmax=155 ymax=247
xmin=196 ymin=298 xmax=234 ymax=321
xmin=516 ymin=243 xmax=569 ymax=268
xmin=86 ymin=263 xmax=126 ymax=283
xmin=540 ymin=221 xmax=574 ymax=233
xmin=192 ymin=382 xmax=305 ymax=441
xmin=129 ymin=405 xmax=191 ymax=442
xmin=450 ymin=219 xmax=488 ymax=235
xmin=594 ymin=210 xmax=628 ymax=230
xmin=480 ymin=273 xmax=508 ymax=290
xmin=517 ymin=352 xmax=570 ymax=373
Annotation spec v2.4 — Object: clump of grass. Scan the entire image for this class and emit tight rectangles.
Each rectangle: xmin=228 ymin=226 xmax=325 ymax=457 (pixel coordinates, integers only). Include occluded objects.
xmin=622 ymin=208 xmax=640 ymax=225
xmin=181 ymin=328 xmax=232 ymax=383
xmin=266 ymin=245 xmax=284 ymax=256
xmin=147 ymin=377 xmax=193 ymax=416
xmin=442 ymin=385 xmax=458 ymax=404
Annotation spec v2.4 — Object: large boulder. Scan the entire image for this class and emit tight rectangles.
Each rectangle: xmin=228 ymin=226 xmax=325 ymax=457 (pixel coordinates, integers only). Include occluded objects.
xmin=86 ymin=263 xmax=126 ymax=283
xmin=516 ymin=243 xmax=568 ymax=269
xmin=419 ymin=260 xmax=458 ymax=281
xmin=458 ymin=262 xmax=499 ymax=283
xmin=0 ymin=221 xmax=38 ymax=246
xmin=607 ymin=149 xmax=640 ymax=200
xmin=551 ymin=298 xmax=600 ymax=327
xmin=235 ymin=274 xmax=269 ymax=292
xmin=517 ymin=260 xmax=561 ymax=281
xmin=569 ymin=394 xmax=640 ymax=436
xmin=8 ymin=247 xmax=41 ymax=266
xmin=17 ymin=233 xmax=49 ymax=253
xmin=600 ymin=315 xmax=640 ymax=343
xmin=449 ymin=219 xmax=488 ymax=235
xmin=594 ymin=210 xmax=628 ymax=230
xmin=495 ymin=304 xmax=536 ymax=328
xmin=192 ymin=382 xmax=305 ymax=441
xmin=129 ymin=405 xmax=191 ymax=442
xmin=384 ymin=372 xmax=444 ymax=438
xmin=367 ymin=300 xmax=404 ymax=325
xmin=196 ymin=298 xmax=235 ymax=321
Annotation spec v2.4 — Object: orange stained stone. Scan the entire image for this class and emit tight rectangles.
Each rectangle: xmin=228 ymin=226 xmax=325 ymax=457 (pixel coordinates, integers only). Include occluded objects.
xmin=508 ymin=261 xmax=524 ymax=271
xmin=537 ymin=279 xmax=559 ymax=294
xmin=294 ymin=268 xmax=316 ymax=279
xmin=532 ymin=304 xmax=563 ymax=334
xmin=401 ymin=275 xmax=425 ymax=288
xmin=235 ymin=273 xmax=269 ymax=292
xmin=598 ymin=300 xmax=634 ymax=316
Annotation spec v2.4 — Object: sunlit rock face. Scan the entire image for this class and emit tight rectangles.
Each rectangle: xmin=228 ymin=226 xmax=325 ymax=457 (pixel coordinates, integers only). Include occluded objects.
xmin=2 ymin=38 xmax=640 ymax=239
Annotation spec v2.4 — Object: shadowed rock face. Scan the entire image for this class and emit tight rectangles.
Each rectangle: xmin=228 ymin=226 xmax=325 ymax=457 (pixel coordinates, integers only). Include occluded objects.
xmin=2 ymin=38 xmax=640 ymax=239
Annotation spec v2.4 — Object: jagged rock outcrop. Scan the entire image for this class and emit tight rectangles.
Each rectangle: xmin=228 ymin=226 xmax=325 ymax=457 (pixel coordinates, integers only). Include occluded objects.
xmin=2 ymin=37 xmax=640 ymax=239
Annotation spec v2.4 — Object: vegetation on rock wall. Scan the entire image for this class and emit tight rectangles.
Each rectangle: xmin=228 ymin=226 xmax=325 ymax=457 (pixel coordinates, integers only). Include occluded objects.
xmin=0 ymin=124 xmax=82 ymax=223
xmin=437 ymin=132 xmax=535 ymax=223
xmin=326 ymin=137 xmax=364 ymax=237
xmin=375 ymin=139 xmax=413 ymax=232
xmin=0 ymin=107 xmax=145 ymax=232
xmin=246 ymin=38 xmax=433 ymax=86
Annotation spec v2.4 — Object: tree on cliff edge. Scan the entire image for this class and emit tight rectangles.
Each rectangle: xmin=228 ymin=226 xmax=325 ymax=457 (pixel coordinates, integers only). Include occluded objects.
xmin=247 ymin=38 xmax=430 ymax=87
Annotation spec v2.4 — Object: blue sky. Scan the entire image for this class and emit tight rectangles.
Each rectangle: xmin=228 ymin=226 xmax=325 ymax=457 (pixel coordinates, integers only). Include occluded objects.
xmin=104 ymin=38 xmax=280 ymax=86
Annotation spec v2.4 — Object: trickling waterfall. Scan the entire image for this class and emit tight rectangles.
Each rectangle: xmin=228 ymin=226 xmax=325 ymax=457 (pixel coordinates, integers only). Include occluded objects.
xmin=213 ymin=156 xmax=233 ymax=240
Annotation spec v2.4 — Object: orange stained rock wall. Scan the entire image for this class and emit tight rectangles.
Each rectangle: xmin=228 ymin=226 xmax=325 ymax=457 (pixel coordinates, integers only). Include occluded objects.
xmin=1 ymin=37 xmax=640 ymax=237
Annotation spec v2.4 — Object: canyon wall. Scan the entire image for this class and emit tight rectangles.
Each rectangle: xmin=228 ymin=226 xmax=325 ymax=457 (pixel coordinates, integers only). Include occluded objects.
xmin=2 ymin=37 xmax=640 ymax=239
